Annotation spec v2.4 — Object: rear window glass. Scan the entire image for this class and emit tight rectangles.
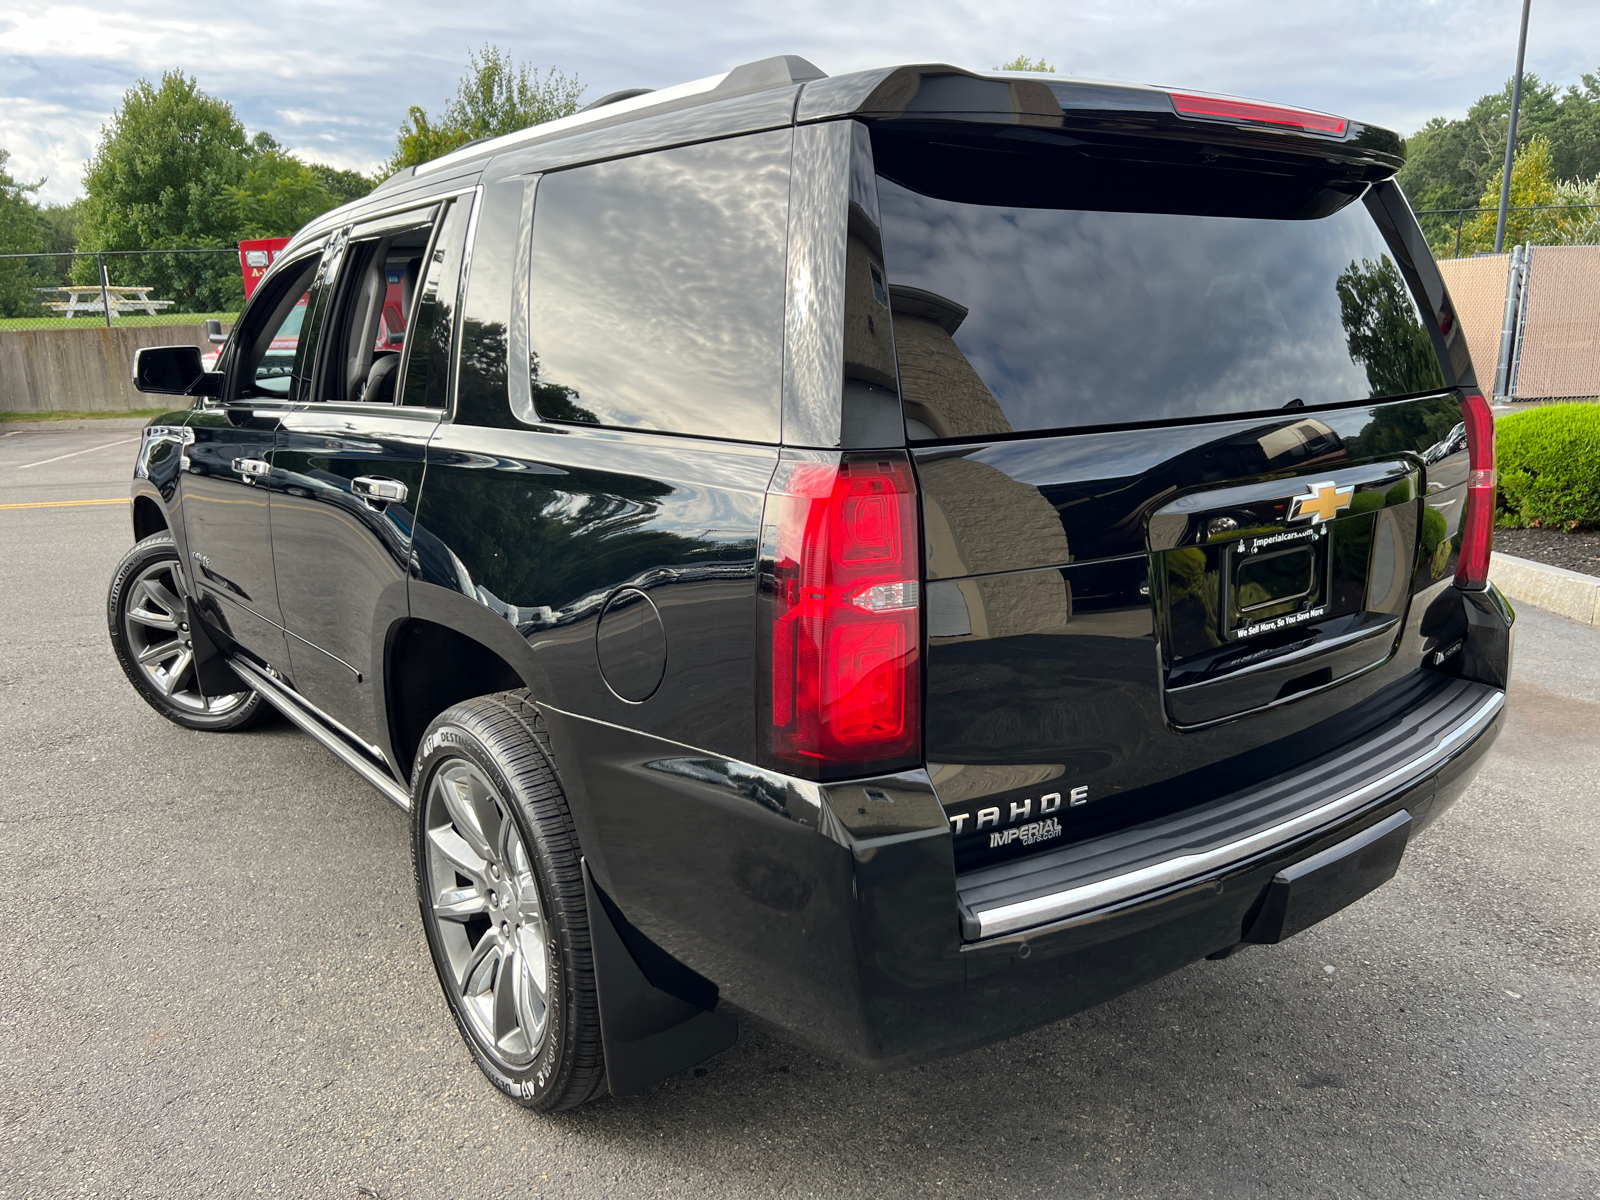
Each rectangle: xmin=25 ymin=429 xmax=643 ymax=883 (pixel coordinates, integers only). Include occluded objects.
xmin=876 ymin=151 xmax=1445 ymax=441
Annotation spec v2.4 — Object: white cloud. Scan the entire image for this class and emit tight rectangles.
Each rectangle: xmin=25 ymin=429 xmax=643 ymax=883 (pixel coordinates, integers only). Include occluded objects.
xmin=2 ymin=0 xmax=1598 ymax=203
xmin=0 ymin=94 xmax=103 ymax=202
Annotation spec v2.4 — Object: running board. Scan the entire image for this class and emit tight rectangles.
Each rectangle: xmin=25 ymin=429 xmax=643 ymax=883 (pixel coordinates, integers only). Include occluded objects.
xmin=229 ymin=657 xmax=411 ymax=811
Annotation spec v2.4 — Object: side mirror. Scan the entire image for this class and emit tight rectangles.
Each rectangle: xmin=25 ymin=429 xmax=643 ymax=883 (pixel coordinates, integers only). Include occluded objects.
xmin=133 ymin=345 xmax=221 ymax=397
xmin=205 ymin=318 xmax=228 ymax=345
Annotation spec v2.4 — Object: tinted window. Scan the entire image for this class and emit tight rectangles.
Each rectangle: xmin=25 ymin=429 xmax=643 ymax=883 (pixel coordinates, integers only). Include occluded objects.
xmin=234 ymin=255 xmax=319 ymax=400
xmin=877 ymin=152 xmax=1446 ymax=441
xmin=455 ymin=179 xmax=523 ymax=428
xmin=527 ymin=129 xmax=791 ymax=441
xmin=402 ymin=198 xmax=472 ymax=409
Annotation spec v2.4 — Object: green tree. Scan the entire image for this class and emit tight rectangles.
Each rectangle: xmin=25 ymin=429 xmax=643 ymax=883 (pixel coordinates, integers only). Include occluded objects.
xmin=1399 ymin=69 xmax=1600 ymax=246
xmin=995 ymin=55 xmax=1056 ymax=72
xmin=0 ymin=149 xmax=44 ymax=316
xmin=1334 ymin=255 xmax=1446 ymax=400
xmin=222 ymin=136 xmax=344 ymax=239
xmin=76 ymin=71 xmax=252 ymax=311
xmin=307 ymin=163 xmax=375 ymax=206
xmin=389 ymin=45 xmax=584 ymax=173
xmin=74 ymin=74 xmax=358 ymax=312
xmin=1553 ymin=173 xmax=1600 ymax=245
xmin=38 ymin=199 xmax=83 ymax=256
xmin=1455 ymin=134 xmax=1567 ymax=254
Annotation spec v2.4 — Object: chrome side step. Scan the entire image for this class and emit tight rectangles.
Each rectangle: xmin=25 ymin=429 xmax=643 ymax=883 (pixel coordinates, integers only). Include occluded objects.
xmin=960 ymin=683 xmax=1504 ymax=940
xmin=229 ymin=657 xmax=412 ymax=811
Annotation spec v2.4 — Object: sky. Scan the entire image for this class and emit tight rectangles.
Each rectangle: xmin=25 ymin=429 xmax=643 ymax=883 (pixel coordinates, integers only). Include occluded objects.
xmin=2 ymin=0 xmax=1597 ymax=204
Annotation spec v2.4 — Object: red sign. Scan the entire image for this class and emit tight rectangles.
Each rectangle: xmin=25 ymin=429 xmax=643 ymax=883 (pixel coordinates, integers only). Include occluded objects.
xmin=238 ymin=237 xmax=291 ymax=299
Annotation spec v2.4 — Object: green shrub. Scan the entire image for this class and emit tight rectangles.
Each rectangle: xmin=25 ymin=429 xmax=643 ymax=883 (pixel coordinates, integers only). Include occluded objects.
xmin=1495 ymin=403 xmax=1600 ymax=528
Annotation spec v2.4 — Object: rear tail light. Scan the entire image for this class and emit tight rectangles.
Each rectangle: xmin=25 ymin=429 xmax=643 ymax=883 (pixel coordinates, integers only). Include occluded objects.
xmin=1455 ymin=392 xmax=1496 ymax=590
xmin=760 ymin=454 xmax=922 ymax=779
xmin=1168 ymin=92 xmax=1349 ymax=137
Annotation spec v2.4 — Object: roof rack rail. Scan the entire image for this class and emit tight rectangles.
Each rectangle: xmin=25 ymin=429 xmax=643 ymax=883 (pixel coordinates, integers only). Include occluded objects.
xmin=398 ymin=54 xmax=827 ymax=182
xmin=580 ymin=87 xmax=655 ymax=113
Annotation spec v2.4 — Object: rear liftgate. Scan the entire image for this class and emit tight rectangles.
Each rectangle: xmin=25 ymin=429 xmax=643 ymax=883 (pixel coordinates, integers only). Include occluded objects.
xmin=1152 ymin=457 xmax=1421 ymax=728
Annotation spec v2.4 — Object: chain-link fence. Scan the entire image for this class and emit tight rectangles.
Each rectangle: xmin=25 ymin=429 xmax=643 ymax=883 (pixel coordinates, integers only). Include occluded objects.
xmin=1438 ymin=243 xmax=1600 ymax=404
xmin=1418 ymin=203 xmax=1600 ymax=261
xmin=0 ymin=248 xmax=242 ymax=331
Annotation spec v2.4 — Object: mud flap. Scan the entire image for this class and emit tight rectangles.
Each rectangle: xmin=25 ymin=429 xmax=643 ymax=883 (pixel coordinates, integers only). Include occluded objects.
xmin=184 ymin=598 xmax=244 ymax=699
xmin=582 ymin=859 xmax=738 ymax=1096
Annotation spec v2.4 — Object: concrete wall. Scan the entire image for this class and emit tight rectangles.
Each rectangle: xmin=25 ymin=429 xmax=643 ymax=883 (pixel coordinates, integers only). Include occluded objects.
xmin=0 ymin=324 xmax=212 ymax=412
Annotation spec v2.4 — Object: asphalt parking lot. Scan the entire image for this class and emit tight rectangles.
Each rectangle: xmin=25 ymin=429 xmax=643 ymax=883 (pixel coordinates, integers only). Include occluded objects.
xmin=2 ymin=426 xmax=1597 ymax=1200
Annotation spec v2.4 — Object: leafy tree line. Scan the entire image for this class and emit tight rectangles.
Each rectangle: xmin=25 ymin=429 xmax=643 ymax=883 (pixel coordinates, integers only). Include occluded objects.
xmin=1397 ymin=70 xmax=1600 ymax=255
xmin=0 ymin=46 xmax=583 ymax=316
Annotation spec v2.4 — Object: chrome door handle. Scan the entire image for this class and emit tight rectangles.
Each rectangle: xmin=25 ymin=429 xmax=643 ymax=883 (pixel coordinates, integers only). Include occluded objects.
xmin=232 ymin=457 xmax=270 ymax=480
xmin=352 ymin=476 xmax=407 ymax=505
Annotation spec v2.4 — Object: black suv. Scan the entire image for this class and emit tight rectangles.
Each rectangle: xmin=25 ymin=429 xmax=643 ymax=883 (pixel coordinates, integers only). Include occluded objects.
xmin=111 ymin=56 xmax=1513 ymax=1111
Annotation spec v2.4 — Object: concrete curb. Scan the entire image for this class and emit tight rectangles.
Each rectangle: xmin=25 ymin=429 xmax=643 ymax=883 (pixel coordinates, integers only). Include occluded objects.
xmin=0 ymin=417 xmax=153 ymax=433
xmin=1490 ymin=551 xmax=1600 ymax=626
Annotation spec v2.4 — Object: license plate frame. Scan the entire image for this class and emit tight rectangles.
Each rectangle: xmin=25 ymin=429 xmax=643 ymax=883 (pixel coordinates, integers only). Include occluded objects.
xmin=1221 ymin=524 xmax=1332 ymax=642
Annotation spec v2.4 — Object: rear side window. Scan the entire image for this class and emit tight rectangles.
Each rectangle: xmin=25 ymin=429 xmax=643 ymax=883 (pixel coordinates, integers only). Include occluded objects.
xmin=402 ymin=198 xmax=472 ymax=410
xmin=875 ymin=132 xmax=1446 ymax=441
xmin=526 ymin=129 xmax=791 ymax=441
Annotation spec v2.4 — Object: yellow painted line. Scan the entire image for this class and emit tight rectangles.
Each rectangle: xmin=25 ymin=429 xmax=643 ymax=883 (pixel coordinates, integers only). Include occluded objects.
xmin=0 ymin=498 xmax=128 ymax=510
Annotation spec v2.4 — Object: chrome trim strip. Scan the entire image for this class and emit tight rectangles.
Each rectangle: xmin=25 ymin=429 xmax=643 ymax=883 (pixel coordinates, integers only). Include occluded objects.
xmin=229 ymin=657 xmax=411 ymax=812
xmin=972 ymin=690 xmax=1504 ymax=939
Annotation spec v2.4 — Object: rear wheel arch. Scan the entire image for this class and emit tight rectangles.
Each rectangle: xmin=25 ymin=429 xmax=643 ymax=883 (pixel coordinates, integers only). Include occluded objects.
xmin=385 ymin=614 xmax=536 ymax=780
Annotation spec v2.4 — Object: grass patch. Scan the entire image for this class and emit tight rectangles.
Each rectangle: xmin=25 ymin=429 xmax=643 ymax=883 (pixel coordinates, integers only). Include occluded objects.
xmin=0 ymin=312 xmax=237 ymax=331
xmin=0 ymin=408 xmax=169 ymax=423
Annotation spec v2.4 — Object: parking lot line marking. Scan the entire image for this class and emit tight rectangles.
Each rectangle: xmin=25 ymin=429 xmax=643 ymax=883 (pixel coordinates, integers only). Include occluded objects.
xmin=9 ymin=438 xmax=138 ymax=471
xmin=0 ymin=498 xmax=127 ymax=510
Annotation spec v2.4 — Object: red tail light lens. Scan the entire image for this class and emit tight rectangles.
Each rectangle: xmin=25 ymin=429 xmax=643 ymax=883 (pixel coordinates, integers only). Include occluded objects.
xmin=1169 ymin=92 xmax=1348 ymax=137
xmin=761 ymin=455 xmax=922 ymax=778
xmin=1456 ymin=392 xmax=1496 ymax=590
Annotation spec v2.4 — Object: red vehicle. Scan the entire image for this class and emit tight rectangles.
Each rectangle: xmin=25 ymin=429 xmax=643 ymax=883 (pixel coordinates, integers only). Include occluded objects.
xmin=205 ymin=245 xmax=408 ymax=371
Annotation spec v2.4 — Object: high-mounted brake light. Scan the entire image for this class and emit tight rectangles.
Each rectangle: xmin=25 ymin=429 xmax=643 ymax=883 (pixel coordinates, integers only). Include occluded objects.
xmin=1169 ymin=92 xmax=1349 ymax=137
xmin=760 ymin=455 xmax=922 ymax=779
xmin=1455 ymin=392 xmax=1496 ymax=590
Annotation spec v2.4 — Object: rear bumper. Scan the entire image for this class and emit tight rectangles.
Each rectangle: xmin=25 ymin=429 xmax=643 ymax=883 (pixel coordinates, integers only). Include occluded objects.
xmin=957 ymin=679 xmax=1503 ymax=940
xmin=545 ymin=665 xmax=1506 ymax=1069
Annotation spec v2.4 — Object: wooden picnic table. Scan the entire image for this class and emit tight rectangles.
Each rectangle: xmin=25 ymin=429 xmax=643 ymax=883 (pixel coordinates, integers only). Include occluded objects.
xmin=36 ymin=285 xmax=176 ymax=318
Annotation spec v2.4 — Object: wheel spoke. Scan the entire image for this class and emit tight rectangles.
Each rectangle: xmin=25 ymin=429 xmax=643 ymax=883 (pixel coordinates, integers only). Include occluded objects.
xmin=437 ymin=769 xmax=498 ymax=864
xmin=529 ymin=928 xmax=549 ymax=999
xmin=433 ymin=884 xmax=486 ymax=922
xmin=462 ymin=931 xmax=501 ymax=995
xmin=137 ymin=637 xmax=185 ymax=666
xmin=427 ymin=825 xmax=487 ymax=882
xmin=518 ymin=924 xmax=549 ymax=1018
xmin=127 ymin=603 xmax=178 ymax=632
xmin=159 ymin=649 xmax=193 ymax=696
xmin=494 ymin=940 xmax=522 ymax=1045
xmin=140 ymin=577 xmax=183 ymax=620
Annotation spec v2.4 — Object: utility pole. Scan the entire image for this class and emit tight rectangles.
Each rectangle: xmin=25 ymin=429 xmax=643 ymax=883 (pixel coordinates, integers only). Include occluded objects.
xmin=1494 ymin=0 xmax=1533 ymax=254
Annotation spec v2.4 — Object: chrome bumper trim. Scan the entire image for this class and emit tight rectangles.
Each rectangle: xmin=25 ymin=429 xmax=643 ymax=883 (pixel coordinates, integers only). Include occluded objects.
xmin=972 ymin=689 xmax=1504 ymax=939
xmin=229 ymin=657 xmax=411 ymax=812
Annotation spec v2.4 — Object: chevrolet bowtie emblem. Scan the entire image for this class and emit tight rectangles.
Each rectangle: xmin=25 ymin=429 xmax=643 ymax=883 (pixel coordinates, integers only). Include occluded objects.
xmin=1289 ymin=480 xmax=1354 ymax=524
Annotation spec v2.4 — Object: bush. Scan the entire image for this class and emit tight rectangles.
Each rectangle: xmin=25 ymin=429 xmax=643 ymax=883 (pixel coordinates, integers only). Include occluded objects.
xmin=1495 ymin=403 xmax=1600 ymax=528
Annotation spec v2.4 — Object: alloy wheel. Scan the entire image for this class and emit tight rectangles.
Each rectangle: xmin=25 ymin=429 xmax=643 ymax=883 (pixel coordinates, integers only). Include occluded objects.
xmin=423 ymin=761 xmax=551 ymax=1065
xmin=122 ymin=561 xmax=249 ymax=715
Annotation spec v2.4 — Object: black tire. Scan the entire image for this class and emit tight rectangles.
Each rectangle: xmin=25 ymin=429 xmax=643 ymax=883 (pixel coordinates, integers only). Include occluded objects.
xmin=411 ymin=691 xmax=607 ymax=1111
xmin=107 ymin=532 xmax=268 ymax=732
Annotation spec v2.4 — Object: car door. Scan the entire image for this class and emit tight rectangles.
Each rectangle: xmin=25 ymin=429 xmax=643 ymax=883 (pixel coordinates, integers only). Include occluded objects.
xmin=270 ymin=196 xmax=474 ymax=765
xmin=180 ymin=246 xmax=328 ymax=668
